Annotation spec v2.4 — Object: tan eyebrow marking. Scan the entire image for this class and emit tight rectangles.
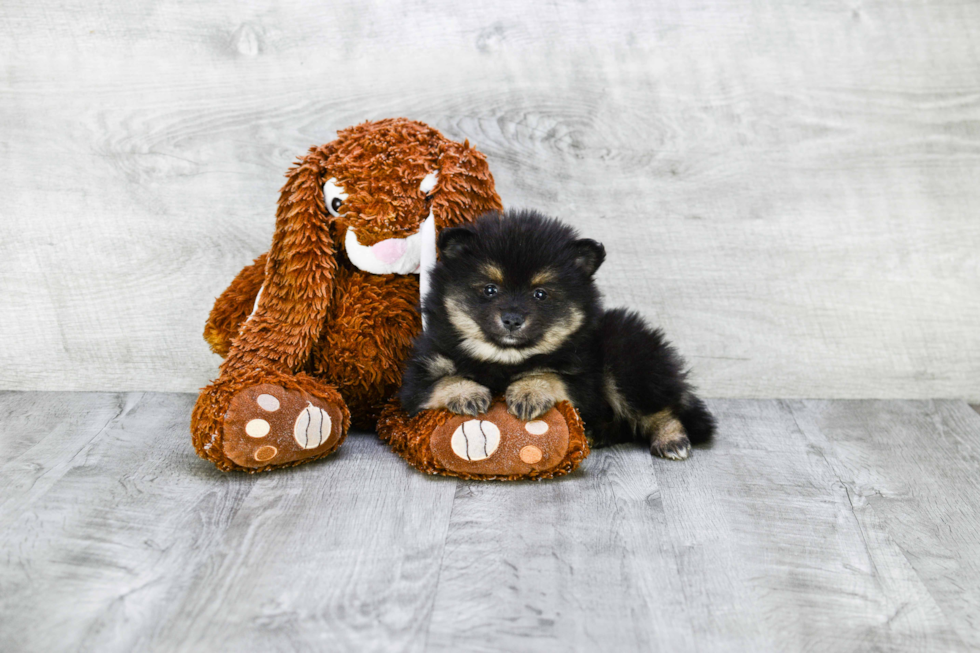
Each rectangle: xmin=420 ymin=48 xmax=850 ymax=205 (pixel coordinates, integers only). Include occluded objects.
xmin=530 ymin=270 xmax=557 ymax=286
xmin=481 ymin=263 xmax=504 ymax=284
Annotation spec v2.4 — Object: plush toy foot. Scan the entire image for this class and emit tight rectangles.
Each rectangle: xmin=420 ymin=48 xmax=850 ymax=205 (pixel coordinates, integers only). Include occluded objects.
xmin=222 ymin=383 xmax=345 ymax=469
xmin=192 ymin=369 xmax=351 ymax=472
xmin=430 ymin=401 xmax=573 ymax=476
xmin=377 ymin=399 xmax=589 ymax=481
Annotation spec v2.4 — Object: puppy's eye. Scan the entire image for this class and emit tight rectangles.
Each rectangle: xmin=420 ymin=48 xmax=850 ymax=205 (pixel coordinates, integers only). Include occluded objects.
xmin=533 ymin=288 xmax=548 ymax=301
xmin=323 ymin=177 xmax=348 ymax=218
xmin=483 ymin=284 xmax=498 ymax=298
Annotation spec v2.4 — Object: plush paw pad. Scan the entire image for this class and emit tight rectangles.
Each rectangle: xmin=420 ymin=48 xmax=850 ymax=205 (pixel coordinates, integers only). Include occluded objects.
xmin=450 ymin=420 xmax=501 ymax=461
xmin=222 ymin=384 xmax=343 ymax=468
xmin=293 ymin=403 xmax=333 ymax=449
xmin=430 ymin=401 xmax=570 ymax=476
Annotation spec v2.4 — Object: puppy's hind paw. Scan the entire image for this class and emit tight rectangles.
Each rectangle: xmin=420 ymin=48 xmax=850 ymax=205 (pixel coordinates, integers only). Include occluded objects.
xmin=650 ymin=437 xmax=691 ymax=461
xmin=644 ymin=409 xmax=691 ymax=461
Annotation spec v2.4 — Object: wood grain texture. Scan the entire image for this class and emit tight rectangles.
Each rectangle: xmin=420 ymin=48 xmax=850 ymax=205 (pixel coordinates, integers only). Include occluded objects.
xmin=0 ymin=1 xmax=978 ymax=398
xmin=790 ymin=399 xmax=980 ymax=651
xmin=426 ymin=452 xmax=696 ymax=651
xmin=0 ymin=392 xmax=457 ymax=653
xmin=4 ymin=394 xmax=980 ymax=651
xmin=655 ymin=399 xmax=966 ymax=652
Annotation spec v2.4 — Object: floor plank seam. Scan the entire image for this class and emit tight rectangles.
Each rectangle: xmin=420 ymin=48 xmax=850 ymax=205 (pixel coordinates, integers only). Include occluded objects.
xmin=785 ymin=401 xmax=883 ymax=576
xmin=788 ymin=400 xmax=972 ymax=651
xmin=0 ymin=392 xmax=146 ymax=531
xmin=416 ymin=476 xmax=460 ymax=652
xmin=7 ymin=392 xmax=139 ymax=473
xmin=656 ymin=479 xmax=703 ymax=651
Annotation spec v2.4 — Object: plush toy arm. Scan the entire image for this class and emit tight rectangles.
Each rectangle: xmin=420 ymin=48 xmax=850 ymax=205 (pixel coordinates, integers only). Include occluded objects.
xmin=203 ymin=253 xmax=268 ymax=357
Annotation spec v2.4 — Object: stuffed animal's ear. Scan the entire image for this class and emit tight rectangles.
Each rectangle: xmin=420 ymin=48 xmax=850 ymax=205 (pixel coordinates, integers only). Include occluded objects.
xmin=431 ymin=139 xmax=503 ymax=229
xmin=222 ymin=143 xmax=339 ymax=373
xmin=571 ymin=238 xmax=605 ymax=276
xmin=438 ymin=226 xmax=477 ymax=260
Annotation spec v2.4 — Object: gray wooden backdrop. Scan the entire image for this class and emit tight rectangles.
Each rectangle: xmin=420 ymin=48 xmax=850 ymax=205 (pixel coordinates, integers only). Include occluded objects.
xmin=2 ymin=0 xmax=978 ymax=399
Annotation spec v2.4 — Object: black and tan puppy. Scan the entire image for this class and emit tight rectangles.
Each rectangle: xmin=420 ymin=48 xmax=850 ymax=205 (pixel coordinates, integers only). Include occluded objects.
xmin=399 ymin=209 xmax=715 ymax=459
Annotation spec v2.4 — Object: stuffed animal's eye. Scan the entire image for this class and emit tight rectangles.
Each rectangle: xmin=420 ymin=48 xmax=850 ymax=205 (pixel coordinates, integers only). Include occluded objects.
xmin=323 ymin=177 xmax=348 ymax=218
xmin=420 ymin=172 xmax=438 ymax=198
xmin=533 ymin=288 xmax=548 ymax=301
xmin=483 ymin=284 xmax=498 ymax=298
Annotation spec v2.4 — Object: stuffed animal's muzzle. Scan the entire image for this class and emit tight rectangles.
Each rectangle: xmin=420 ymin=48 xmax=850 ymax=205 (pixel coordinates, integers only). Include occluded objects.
xmin=344 ymin=214 xmax=434 ymax=276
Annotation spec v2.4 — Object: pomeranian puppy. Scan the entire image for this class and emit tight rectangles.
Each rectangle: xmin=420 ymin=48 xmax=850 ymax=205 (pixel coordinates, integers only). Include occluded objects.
xmin=399 ymin=209 xmax=715 ymax=459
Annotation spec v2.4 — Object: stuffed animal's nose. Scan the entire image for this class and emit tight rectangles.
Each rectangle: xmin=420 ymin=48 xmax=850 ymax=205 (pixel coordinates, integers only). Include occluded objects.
xmin=371 ymin=239 xmax=407 ymax=264
xmin=501 ymin=312 xmax=525 ymax=332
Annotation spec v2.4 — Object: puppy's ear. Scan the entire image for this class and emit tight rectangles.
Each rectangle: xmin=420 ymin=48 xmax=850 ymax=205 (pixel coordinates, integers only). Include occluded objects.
xmin=438 ymin=226 xmax=477 ymax=260
xmin=571 ymin=239 xmax=605 ymax=276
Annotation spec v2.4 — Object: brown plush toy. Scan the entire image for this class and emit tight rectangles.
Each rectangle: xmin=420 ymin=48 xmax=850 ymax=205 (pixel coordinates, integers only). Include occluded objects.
xmin=192 ymin=118 xmax=589 ymax=479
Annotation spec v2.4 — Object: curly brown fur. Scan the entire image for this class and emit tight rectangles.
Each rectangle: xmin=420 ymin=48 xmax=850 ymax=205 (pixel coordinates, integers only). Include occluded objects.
xmin=194 ymin=119 xmax=502 ymax=471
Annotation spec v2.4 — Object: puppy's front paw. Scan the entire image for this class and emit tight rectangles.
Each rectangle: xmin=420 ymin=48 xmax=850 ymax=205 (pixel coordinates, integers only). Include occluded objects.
xmin=505 ymin=376 xmax=564 ymax=421
xmin=426 ymin=377 xmax=492 ymax=416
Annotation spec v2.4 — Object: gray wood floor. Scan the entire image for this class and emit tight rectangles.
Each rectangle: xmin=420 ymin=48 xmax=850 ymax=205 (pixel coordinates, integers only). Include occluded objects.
xmin=2 ymin=393 xmax=979 ymax=652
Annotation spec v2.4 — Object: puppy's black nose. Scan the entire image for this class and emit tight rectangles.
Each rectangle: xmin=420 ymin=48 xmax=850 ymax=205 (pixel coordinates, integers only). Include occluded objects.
xmin=500 ymin=312 xmax=525 ymax=332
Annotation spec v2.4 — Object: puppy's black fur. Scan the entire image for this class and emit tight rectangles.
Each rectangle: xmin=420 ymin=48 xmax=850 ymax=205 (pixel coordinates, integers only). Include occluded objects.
xmin=399 ymin=209 xmax=715 ymax=459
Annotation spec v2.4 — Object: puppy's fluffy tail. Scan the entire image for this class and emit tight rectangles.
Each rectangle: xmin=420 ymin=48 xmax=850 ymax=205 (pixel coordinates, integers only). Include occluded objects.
xmin=675 ymin=393 xmax=716 ymax=445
